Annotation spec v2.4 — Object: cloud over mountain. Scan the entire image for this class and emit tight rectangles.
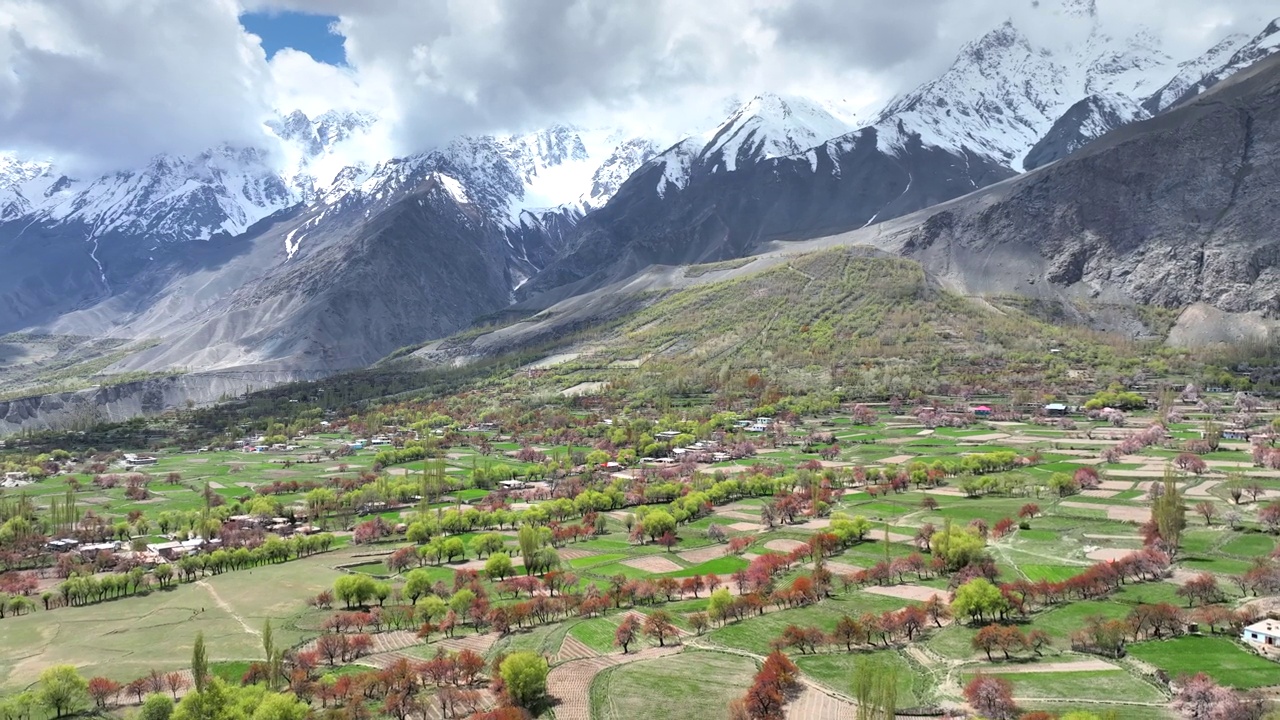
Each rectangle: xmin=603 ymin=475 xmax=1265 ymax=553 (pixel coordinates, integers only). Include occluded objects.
xmin=0 ymin=0 xmax=1274 ymax=171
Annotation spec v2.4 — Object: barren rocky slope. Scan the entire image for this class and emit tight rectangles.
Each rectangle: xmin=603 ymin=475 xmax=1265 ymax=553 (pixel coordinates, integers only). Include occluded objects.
xmin=806 ymin=53 xmax=1280 ymax=342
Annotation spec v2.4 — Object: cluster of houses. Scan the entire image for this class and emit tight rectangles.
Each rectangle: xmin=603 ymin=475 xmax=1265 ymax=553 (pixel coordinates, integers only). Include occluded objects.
xmin=227 ymin=513 xmax=320 ymax=535
xmin=44 ymin=536 xmax=214 ymax=563
xmin=237 ymin=440 xmax=300 ymax=453
xmin=969 ymin=403 xmax=1073 ymax=417
xmin=643 ymin=432 xmax=735 ymax=466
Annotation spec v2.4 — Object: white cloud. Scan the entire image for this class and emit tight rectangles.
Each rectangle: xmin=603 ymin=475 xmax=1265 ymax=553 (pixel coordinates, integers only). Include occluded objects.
xmin=0 ymin=0 xmax=276 ymax=173
xmin=0 ymin=0 xmax=1275 ymax=172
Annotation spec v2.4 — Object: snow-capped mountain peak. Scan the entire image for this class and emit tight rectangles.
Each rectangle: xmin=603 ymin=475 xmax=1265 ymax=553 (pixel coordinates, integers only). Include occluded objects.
xmin=644 ymin=91 xmax=856 ymax=196
xmin=699 ymin=93 xmax=853 ymax=172
xmin=870 ymin=4 xmax=1176 ymax=171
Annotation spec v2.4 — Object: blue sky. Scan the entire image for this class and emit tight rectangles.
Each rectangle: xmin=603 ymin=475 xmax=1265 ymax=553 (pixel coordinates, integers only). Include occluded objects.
xmin=240 ymin=11 xmax=345 ymax=66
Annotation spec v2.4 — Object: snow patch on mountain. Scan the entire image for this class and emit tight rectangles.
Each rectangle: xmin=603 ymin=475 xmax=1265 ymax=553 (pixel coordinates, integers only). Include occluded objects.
xmin=1143 ymin=33 xmax=1251 ymax=113
xmin=431 ymin=172 xmax=470 ymax=205
xmin=1023 ymin=93 xmax=1150 ymax=170
xmin=1157 ymin=19 xmax=1280 ymax=108
xmin=582 ymin=137 xmax=662 ymax=209
xmin=653 ymin=139 xmax=702 ymax=198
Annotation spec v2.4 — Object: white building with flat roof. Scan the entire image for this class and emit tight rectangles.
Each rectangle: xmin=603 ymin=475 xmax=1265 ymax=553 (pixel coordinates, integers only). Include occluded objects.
xmin=1242 ymin=619 xmax=1280 ymax=648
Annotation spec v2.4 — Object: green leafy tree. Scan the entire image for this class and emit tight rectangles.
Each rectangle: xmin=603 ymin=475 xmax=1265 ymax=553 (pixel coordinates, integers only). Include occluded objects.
xmin=517 ymin=524 xmax=540 ymax=575
xmin=449 ymin=588 xmax=476 ymax=616
xmin=441 ymin=537 xmax=466 ymax=563
xmin=707 ymin=588 xmax=733 ymax=625
xmin=485 ymin=552 xmax=515 ymax=580
xmin=930 ymin=523 xmax=985 ymax=570
xmin=417 ymin=595 xmax=448 ymax=623
xmin=172 ymin=678 xmax=233 ymax=720
xmin=473 ymin=533 xmax=506 ymax=558
xmin=643 ymin=510 xmax=676 ymax=543
xmin=139 ymin=694 xmax=175 ymax=720
xmin=403 ymin=569 xmax=433 ymax=602
xmin=830 ymin=514 xmax=873 ymax=545
xmin=261 ymin=619 xmax=282 ymax=691
xmin=38 ymin=666 xmax=88 ymax=718
xmin=499 ymin=652 xmax=548 ymax=710
xmin=952 ymin=578 xmax=1009 ymax=624
xmin=248 ymin=693 xmax=308 ymax=720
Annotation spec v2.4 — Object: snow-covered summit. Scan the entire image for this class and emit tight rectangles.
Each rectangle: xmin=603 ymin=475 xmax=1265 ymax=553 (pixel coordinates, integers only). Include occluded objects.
xmin=643 ymin=92 xmax=855 ymax=196
xmin=871 ymin=7 xmax=1176 ymax=171
xmin=700 ymin=93 xmax=853 ymax=172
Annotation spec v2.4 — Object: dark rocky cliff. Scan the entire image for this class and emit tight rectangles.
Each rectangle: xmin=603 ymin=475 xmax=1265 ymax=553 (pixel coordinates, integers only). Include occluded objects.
xmin=848 ymin=54 xmax=1280 ymax=337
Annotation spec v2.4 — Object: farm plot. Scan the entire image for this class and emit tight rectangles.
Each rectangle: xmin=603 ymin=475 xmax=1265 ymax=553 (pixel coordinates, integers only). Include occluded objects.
xmin=590 ymin=650 xmax=756 ymax=720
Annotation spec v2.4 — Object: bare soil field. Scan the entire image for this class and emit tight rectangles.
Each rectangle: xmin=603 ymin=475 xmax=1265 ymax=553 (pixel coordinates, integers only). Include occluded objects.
xmin=863 ymin=584 xmax=947 ymax=602
xmin=621 ymin=556 xmax=683 ymax=573
xmin=677 ymin=544 xmax=731 ymax=564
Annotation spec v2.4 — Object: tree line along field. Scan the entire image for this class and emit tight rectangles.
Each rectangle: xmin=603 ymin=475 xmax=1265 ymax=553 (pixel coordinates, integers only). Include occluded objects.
xmin=2 ymin=385 xmax=1280 ymax=718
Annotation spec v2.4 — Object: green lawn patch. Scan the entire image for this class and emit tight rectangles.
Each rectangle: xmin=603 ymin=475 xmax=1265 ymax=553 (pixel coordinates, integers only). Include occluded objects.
xmin=1129 ymin=636 xmax=1280 ymax=689
xmin=210 ymin=661 xmax=252 ymax=684
xmin=1020 ymin=565 xmax=1083 ymax=583
xmin=568 ymin=617 xmax=621 ymax=654
xmin=1019 ymin=703 xmax=1173 ymax=720
xmin=980 ymin=670 xmax=1165 ymax=703
xmin=661 ymin=556 xmax=748 ymax=577
xmin=569 ymin=553 xmax=627 ymax=568
xmin=794 ymin=650 xmax=927 ymax=705
xmin=707 ymin=592 xmax=909 ymax=655
xmin=591 ymin=650 xmax=756 ymax=720
xmin=1220 ymin=534 xmax=1275 ymax=558
xmin=345 ymin=561 xmax=393 ymax=576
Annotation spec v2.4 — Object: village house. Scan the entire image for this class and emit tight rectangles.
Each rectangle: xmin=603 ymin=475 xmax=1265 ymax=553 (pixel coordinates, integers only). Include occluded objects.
xmin=655 ymin=430 xmax=682 ymax=441
xmin=122 ymin=453 xmax=157 ymax=467
xmin=1242 ymin=619 xmax=1280 ymax=649
xmin=46 ymin=538 xmax=79 ymax=552
xmin=1222 ymin=427 xmax=1253 ymax=441
xmin=77 ymin=541 xmax=121 ymax=560
xmin=1044 ymin=403 xmax=1069 ymax=417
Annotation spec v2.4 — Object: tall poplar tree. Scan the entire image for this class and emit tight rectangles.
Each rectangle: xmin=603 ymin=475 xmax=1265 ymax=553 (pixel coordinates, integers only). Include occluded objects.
xmin=191 ymin=632 xmax=208 ymax=694
xmin=1152 ymin=466 xmax=1186 ymax=555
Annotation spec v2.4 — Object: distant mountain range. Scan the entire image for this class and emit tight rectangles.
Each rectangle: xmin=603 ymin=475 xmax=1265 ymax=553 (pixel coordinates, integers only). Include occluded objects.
xmin=1 ymin=0 xmax=1278 ymax=430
